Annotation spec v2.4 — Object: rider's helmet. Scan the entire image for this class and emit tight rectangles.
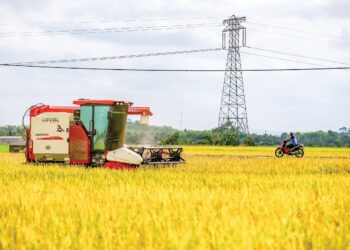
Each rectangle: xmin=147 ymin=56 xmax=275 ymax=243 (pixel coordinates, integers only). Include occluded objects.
xmin=290 ymin=132 xmax=294 ymax=136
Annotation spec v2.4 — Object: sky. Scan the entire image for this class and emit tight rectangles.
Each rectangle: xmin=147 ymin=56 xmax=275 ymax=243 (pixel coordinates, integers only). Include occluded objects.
xmin=0 ymin=0 xmax=349 ymax=134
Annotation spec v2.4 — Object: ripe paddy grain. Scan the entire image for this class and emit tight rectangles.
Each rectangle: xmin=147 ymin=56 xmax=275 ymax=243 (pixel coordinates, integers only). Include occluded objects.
xmin=0 ymin=147 xmax=349 ymax=249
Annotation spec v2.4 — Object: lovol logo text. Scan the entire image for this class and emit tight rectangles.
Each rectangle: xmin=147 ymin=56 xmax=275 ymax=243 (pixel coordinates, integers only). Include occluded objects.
xmin=42 ymin=118 xmax=59 ymax=123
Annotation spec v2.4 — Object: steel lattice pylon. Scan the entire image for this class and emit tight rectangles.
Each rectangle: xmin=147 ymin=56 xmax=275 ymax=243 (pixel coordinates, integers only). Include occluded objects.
xmin=218 ymin=15 xmax=249 ymax=134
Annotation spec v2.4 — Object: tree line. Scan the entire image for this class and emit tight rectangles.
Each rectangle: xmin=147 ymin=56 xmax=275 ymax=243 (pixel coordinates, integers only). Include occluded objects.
xmin=0 ymin=126 xmax=24 ymax=137
xmin=160 ymin=126 xmax=350 ymax=147
xmin=128 ymin=122 xmax=350 ymax=147
xmin=1 ymin=124 xmax=350 ymax=147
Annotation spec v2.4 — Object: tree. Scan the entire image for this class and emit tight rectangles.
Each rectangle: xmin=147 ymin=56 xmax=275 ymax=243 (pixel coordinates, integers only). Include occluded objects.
xmin=161 ymin=131 xmax=180 ymax=145
xmin=243 ymin=135 xmax=256 ymax=146
xmin=219 ymin=129 xmax=239 ymax=146
xmin=339 ymin=127 xmax=348 ymax=133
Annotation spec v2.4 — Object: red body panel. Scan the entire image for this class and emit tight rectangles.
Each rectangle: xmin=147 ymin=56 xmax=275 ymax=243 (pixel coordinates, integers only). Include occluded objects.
xmin=104 ymin=161 xmax=133 ymax=170
xmin=26 ymin=129 xmax=35 ymax=162
xmin=72 ymin=100 xmax=152 ymax=116
xmin=73 ymin=99 xmax=133 ymax=106
xmin=30 ymin=105 xmax=77 ymax=117
xmin=69 ymin=125 xmax=90 ymax=164
xmin=128 ymin=107 xmax=153 ymax=116
xmin=37 ymin=136 xmax=64 ymax=140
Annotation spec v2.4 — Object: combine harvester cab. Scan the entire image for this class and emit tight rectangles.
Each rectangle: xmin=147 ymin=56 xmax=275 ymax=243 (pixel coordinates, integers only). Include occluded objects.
xmin=24 ymin=99 xmax=185 ymax=169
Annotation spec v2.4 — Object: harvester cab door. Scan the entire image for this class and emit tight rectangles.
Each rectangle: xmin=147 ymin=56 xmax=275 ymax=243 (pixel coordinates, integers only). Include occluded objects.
xmin=79 ymin=105 xmax=110 ymax=152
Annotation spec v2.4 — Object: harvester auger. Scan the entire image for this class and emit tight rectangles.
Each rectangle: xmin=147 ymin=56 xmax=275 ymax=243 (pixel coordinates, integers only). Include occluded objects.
xmin=23 ymin=99 xmax=185 ymax=169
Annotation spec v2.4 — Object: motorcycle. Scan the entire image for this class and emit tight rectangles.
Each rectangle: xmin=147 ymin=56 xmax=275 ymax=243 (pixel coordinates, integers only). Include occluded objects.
xmin=275 ymin=141 xmax=304 ymax=158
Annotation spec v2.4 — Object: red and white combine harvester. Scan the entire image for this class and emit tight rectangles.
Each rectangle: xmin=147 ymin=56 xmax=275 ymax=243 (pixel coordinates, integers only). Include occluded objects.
xmin=23 ymin=99 xmax=184 ymax=169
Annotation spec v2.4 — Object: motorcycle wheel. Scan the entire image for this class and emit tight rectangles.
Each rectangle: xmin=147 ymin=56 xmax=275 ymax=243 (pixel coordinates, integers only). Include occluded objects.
xmin=295 ymin=148 xmax=304 ymax=158
xmin=275 ymin=148 xmax=284 ymax=158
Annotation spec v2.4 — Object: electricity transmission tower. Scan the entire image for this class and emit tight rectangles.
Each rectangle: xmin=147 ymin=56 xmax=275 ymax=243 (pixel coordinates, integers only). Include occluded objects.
xmin=218 ymin=15 xmax=249 ymax=134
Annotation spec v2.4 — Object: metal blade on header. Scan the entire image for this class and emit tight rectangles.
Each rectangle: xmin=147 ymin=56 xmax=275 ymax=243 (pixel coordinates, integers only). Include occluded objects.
xmin=128 ymin=146 xmax=185 ymax=165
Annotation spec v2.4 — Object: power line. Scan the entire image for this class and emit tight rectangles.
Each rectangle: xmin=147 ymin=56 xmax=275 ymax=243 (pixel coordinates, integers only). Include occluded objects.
xmin=9 ymin=48 xmax=224 ymax=65
xmin=0 ymin=16 xmax=220 ymax=26
xmin=7 ymin=47 xmax=347 ymax=69
xmin=248 ymin=27 xmax=350 ymax=47
xmin=0 ymin=22 xmax=222 ymax=38
xmin=249 ymin=19 xmax=350 ymax=37
xmin=241 ymin=51 xmax=328 ymax=67
xmin=0 ymin=23 xmax=221 ymax=36
xmin=0 ymin=63 xmax=349 ymax=72
xmin=6 ymin=45 xmax=349 ymax=69
xmin=244 ymin=46 xmax=350 ymax=66
xmin=247 ymin=21 xmax=350 ymax=40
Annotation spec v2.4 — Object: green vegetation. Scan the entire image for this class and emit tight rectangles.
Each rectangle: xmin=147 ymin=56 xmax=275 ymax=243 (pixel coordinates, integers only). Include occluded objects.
xmin=0 ymin=126 xmax=24 ymax=137
xmin=2 ymin=123 xmax=350 ymax=147
xmin=125 ymin=122 xmax=350 ymax=147
xmin=162 ymin=128 xmax=350 ymax=147
xmin=125 ymin=120 xmax=176 ymax=145
xmin=0 ymin=145 xmax=9 ymax=152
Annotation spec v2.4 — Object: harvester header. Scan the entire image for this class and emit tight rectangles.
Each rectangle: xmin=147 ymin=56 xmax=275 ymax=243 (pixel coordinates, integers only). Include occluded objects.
xmin=24 ymin=99 xmax=184 ymax=169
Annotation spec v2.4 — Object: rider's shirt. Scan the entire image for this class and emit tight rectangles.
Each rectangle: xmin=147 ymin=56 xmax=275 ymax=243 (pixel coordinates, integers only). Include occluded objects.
xmin=291 ymin=136 xmax=298 ymax=145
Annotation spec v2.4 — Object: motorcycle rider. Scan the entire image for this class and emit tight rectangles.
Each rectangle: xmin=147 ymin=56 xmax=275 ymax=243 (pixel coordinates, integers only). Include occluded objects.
xmin=284 ymin=132 xmax=298 ymax=151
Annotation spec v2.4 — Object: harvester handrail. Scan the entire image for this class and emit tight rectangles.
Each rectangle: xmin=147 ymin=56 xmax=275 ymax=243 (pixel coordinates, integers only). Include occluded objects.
xmin=22 ymin=103 xmax=46 ymax=130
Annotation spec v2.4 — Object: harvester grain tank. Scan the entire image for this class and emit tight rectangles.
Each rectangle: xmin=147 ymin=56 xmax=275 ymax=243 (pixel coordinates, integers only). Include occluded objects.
xmin=24 ymin=99 xmax=184 ymax=169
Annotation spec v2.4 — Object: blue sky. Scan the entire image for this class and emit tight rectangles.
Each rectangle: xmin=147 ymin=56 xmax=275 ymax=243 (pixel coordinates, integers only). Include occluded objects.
xmin=0 ymin=0 xmax=349 ymax=134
